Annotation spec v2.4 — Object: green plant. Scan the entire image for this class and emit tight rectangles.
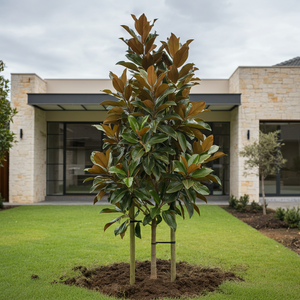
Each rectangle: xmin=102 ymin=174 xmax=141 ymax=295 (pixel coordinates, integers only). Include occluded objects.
xmin=229 ymin=194 xmax=249 ymax=212
xmin=250 ymin=200 xmax=267 ymax=211
xmin=275 ymin=207 xmax=286 ymax=221
xmin=86 ymin=14 xmax=225 ymax=284
xmin=0 ymin=60 xmax=17 ymax=167
xmin=229 ymin=195 xmax=238 ymax=208
xmin=284 ymin=207 xmax=300 ymax=228
xmin=240 ymin=131 xmax=287 ymax=215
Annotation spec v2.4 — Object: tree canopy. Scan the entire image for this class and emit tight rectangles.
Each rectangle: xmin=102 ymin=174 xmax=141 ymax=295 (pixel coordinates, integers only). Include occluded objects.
xmin=0 ymin=60 xmax=17 ymax=166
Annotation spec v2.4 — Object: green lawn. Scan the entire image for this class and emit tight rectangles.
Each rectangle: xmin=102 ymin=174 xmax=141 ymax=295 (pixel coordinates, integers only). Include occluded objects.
xmin=1 ymin=205 xmax=299 ymax=300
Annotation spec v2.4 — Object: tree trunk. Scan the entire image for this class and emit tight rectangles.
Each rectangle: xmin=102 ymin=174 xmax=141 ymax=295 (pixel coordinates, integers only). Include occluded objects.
xmin=150 ymin=217 xmax=157 ymax=279
xmin=261 ymin=176 xmax=266 ymax=215
xmin=170 ymin=219 xmax=176 ymax=282
xmin=129 ymin=205 xmax=135 ymax=285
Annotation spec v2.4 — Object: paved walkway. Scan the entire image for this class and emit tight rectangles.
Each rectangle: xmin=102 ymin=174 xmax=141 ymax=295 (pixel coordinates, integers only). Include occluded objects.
xmin=4 ymin=196 xmax=300 ymax=209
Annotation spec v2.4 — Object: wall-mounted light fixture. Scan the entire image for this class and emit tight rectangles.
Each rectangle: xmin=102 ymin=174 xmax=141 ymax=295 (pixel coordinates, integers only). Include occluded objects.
xmin=20 ymin=129 xmax=23 ymax=139
xmin=247 ymin=130 xmax=250 ymax=140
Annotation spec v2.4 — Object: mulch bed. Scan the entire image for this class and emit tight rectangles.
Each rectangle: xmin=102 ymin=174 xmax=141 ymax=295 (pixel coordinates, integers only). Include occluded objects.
xmin=55 ymin=259 xmax=243 ymax=300
xmin=221 ymin=205 xmax=300 ymax=255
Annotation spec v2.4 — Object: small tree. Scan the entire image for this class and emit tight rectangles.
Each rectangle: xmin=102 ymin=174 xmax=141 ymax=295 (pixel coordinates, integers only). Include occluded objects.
xmin=240 ymin=130 xmax=286 ymax=215
xmin=86 ymin=14 xmax=224 ymax=284
xmin=0 ymin=60 xmax=17 ymax=167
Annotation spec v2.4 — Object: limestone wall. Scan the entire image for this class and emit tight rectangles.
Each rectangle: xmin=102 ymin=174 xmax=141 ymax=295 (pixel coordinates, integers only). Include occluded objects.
xmin=229 ymin=67 xmax=300 ymax=201
xmin=10 ymin=74 xmax=46 ymax=203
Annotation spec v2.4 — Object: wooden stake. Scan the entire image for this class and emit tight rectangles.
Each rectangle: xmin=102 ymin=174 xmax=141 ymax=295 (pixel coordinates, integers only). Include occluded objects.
xmin=170 ymin=216 xmax=176 ymax=282
xmin=150 ymin=217 xmax=157 ymax=279
xmin=129 ymin=205 xmax=135 ymax=285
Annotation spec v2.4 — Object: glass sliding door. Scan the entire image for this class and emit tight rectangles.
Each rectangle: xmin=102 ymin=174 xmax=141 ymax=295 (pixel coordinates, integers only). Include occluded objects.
xmin=201 ymin=122 xmax=230 ymax=195
xmin=47 ymin=122 xmax=103 ymax=195
xmin=47 ymin=123 xmax=64 ymax=195
xmin=260 ymin=122 xmax=300 ymax=196
xmin=65 ymin=124 xmax=103 ymax=194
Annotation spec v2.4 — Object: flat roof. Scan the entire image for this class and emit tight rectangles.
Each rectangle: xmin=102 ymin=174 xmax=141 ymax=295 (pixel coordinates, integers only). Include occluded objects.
xmin=28 ymin=93 xmax=241 ymax=111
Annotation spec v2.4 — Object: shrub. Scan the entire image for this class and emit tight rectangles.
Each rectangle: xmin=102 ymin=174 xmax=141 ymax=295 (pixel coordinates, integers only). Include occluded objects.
xmin=229 ymin=195 xmax=238 ymax=208
xmin=284 ymin=207 xmax=300 ymax=228
xmin=275 ymin=207 xmax=286 ymax=221
xmin=228 ymin=194 xmax=249 ymax=212
xmin=250 ymin=200 xmax=268 ymax=211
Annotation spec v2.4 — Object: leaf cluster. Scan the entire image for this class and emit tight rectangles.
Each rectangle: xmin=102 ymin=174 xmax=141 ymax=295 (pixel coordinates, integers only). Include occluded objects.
xmin=240 ymin=130 xmax=287 ymax=179
xmin=0 ymin=61 xmax=18 ymax=166
xmin=86 ymin=14 xmax=225 ymax=238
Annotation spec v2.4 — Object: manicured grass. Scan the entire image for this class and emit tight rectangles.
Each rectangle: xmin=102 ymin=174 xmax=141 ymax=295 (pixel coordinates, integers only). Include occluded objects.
xmin=1 ymin=205 xmax=299 ymax=300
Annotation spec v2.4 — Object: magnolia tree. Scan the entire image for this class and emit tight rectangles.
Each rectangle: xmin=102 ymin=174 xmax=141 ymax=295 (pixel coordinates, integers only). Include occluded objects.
xmin=240 ymin=130 xmax=286 ymax=215
xmin=86 ymin=14 xmax=224 ymax=284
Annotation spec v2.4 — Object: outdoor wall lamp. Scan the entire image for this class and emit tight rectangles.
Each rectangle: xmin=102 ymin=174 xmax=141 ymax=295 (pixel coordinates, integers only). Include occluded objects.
xmin=247 ymin=130 xmax=250 ymax=140
xmin=20 ymin=129 xmax=23 ymax=139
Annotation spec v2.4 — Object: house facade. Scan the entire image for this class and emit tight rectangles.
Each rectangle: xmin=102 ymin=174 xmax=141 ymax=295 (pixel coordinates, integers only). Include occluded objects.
xmin=9 ymin=58 xmax=300 ymax=203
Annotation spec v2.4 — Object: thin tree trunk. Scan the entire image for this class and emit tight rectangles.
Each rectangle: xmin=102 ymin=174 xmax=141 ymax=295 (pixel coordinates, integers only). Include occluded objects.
xmin=170 ymin=217 xmax=176 ymax=282
xmin=150 ymin=217 xmax=157 ymax=279
xmin=129 ymin=205 xmax=135 ymax=285
xmin=262 ymin=176 xmax=266 ymax=215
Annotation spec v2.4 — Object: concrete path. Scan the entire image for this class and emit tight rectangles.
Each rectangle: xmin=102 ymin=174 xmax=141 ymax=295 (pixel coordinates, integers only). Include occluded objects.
xmin=4 ymin=196 xmax=300 ymax=209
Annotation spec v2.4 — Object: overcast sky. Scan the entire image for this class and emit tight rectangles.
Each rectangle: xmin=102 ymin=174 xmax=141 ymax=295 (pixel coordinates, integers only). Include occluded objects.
xmin=1 ymin=0 xmax=299 ymax=83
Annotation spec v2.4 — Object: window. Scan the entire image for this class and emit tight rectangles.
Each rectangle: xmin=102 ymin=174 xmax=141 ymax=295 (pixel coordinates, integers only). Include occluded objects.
xmin=260 ymin=122 xmax=300 ymax=196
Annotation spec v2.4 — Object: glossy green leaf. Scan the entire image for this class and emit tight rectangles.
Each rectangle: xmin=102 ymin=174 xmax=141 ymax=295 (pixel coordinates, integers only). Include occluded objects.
xmin=129 ymin=159 xmax=139 ymax=176
xmin=143 ymin=213 xmax=152 ymax=226
xmin=158 ymin=125 xmax=178 ymax=140
xmin=162 ymin=113 xmax=183 ymax=121
xmin=152 ymin=165 xmax=161 ymax=181
xmin=109 ymin=166 xmax=127 ymax=176
xmin=150 ymin=207 xmax=161 ymax=219
xmin=176 ymin=131 xmax=187 ymax=152
xmin=184 ymin=119 xmax=211 ymax=130
xmin=152 ymin=153 xmax=169 ymax=164
xmin=155 ymin=87 xmax=176 ymax=107
xmin=135 ymin=222 xmax=141 ymax=239
xmin=143 ymin=155 xmax=155 ymax=175
xmin=128 ymin=115 xmax=140 ymax=132
xmin=99 ymin=208 xmax=122 ymax=214
xmin=181 ymin=193 xmax=194 ymax=218
xmin=156 ymin=214 xmax=162 ymax=225
xmin=173 ymin=160 xmax=187 ymax=174
xmin=191 ymin=168 xmax=213 ymax=178
xmin=182 ymin=179 xmax=194 ymax=189
xmin=208 ymin=145 xmax=219 ymax=155
xmin=166 ymin=181 xmax=183 ymax=193
xmin=110 ymin=188 xmax=127 ymax=204
xmin=147 ymin=133 xmax=169 ymax=145
xmin=162 ymin=211 xmax=177 ymax=231
xmin=157 ymin=146 xmax=176 ymax=155
xmin=164 ymin=192 xmax=179 ymax=203
xmin=193 ymin=182 xmax=210 ymax=195
xmin=132 ymin=148 xmax=145 ymax=161
xmin=126 ymin=53 xmax=142 ymax=66
xmin=123 ymin=177 xmax=134 ymax=187
xmin=114 ymin=220 xmax=128 ymax=236
xmin=134 ymin=188 xmax=150 ymax=200
xmin=198 ymin=153 xmax=211 ymax=163
xmin=149 ymin=190 xmax=161 ymax=205
xmin=122 ymin=132 xmax=139 ymax=144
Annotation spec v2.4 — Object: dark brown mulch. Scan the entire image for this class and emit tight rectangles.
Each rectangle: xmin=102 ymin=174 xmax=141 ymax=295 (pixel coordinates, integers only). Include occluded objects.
xmin=221 ymin=206 xmax=288 ymax=230
xmin=0 ymin=205 xmax=19 ymax=212
xmin=221 ymin=205 xmax=300 ymax=255
xmin=56 ymin=259 xmax=243 ymax=300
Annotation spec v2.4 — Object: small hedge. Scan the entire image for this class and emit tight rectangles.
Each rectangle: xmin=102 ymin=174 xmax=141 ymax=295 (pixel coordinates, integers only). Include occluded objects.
xmin=276 ymin=206 xmax=300 ymax=229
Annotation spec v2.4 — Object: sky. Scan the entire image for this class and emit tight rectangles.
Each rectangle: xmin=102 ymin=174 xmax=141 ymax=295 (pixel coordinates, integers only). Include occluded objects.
xmin=1 ymin=0 xmax=300 ymax=83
